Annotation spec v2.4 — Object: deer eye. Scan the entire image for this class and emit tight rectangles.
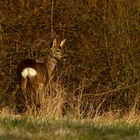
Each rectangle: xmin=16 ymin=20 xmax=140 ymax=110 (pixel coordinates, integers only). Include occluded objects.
xmin=56 ymin=49 xmax=60 ymax=52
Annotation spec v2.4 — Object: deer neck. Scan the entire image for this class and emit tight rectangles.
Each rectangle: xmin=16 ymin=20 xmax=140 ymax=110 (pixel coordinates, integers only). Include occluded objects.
xmin=45 ymin=55 xmax=57 ymax=79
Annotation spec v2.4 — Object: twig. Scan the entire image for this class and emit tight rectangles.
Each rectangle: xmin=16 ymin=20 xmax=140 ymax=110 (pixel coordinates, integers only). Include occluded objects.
xmin=51 ymin=0 xmax=54 ymax=38
xmin=83 ymin=81 xmax=140 ymax=97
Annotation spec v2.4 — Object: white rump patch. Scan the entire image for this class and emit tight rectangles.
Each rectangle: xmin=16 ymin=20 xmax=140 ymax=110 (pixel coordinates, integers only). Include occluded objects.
xmin=21 ymin=67 xmax=37 ymax=78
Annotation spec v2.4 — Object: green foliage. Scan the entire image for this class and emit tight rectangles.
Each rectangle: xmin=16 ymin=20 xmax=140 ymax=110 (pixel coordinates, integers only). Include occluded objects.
xmin=0 ymin=116 xmax=140 ymax=140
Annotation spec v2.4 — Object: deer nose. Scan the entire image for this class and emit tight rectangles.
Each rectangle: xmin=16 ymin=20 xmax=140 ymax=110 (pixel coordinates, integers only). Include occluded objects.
xmin=62 ymin=55 xmax=67 ymax=60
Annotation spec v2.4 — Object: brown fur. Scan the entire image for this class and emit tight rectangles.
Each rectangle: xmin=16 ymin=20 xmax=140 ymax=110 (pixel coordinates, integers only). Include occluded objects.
xmin=17 ymin=38 xmax=66 ymax=111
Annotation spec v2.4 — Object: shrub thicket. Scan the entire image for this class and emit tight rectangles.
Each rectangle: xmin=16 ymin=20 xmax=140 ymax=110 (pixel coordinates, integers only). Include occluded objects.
xmin=0 ymin=0 xmax=139 ymax=117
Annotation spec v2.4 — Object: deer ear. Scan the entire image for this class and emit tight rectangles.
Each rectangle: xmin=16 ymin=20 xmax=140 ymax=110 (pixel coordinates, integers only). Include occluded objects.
xmin=60 ymin=39 xmax=66 ymax=48
xmin=52 ymin=38 xmax=57 ymax=48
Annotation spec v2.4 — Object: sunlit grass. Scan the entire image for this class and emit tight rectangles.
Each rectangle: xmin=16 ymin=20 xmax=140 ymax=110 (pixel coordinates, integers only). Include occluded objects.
xmin=0 ymin=115 xmax=139 ymax=140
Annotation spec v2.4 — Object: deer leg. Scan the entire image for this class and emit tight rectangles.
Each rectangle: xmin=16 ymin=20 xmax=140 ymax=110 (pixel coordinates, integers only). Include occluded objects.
xmin=20 ymin=78 xmax=28 ymax=108
xmin=30 ymin=86 xmax=37 ymax=107
xmin=29 ymin=83 xmax=40 ymax=108
xmin=36 ymin=82 xmax=44 ymax=108
xmin=34 ymin=77 xmax=42 ymax=108
xmin=34 ymin=89 xmax=40 ymax=108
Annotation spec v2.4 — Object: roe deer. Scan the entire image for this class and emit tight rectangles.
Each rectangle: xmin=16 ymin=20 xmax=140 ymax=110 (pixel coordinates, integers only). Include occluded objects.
xmin=17 ymin=38 xmax=66 ymax=110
